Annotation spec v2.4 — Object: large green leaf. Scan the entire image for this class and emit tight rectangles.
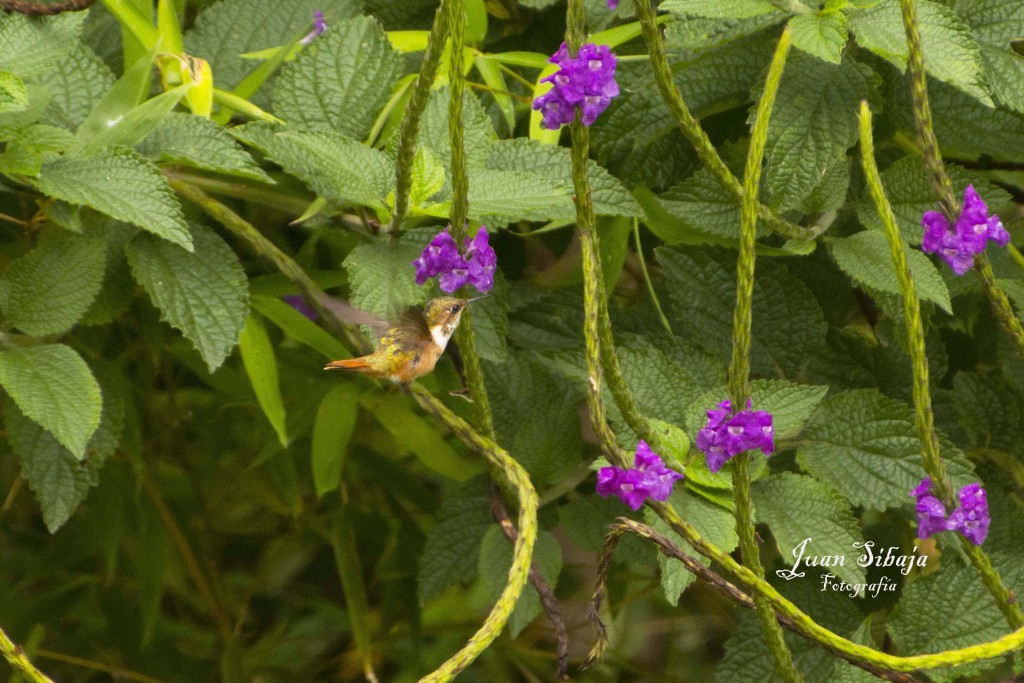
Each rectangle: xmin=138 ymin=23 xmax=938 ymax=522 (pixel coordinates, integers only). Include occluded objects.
xmin=788 ymin=12 xmax=848 ymax=64
xmin=36 ymin=148 xmax=191 ymax=250
xmin=462 ymin=169 xmax=576 ymax=227
xmin=273 ymin=16 xmax=403 ymax=139
xmin=829 ymin=231 xmax=952 ymax=314
xmin=796 ymin=389 xmax=977 ymax=510
xmin=660 ymin=0 xmax=779 ymax=19
xmin=4 ymin=233 xmax=106 ymax=336
xmin=311 ymin=383 xmax=359 ymax=498
xmin=239 ymin=312 xmax=289 ymax=447
xmin=753 ymin=473 xmax=865 ymax=585
xmin=342 ymin=235 xmax=426 ymax=321
xmin=849 ymin=0 xmax=992 ymax=106
xmin=0 ymin=344 xmax=102 ymax=459
xmin=952 ymin=0 xmax=1024 ymax=113
xmin=0 ymin=12 xmax=84 ymax=79
xmin=36 ymin=43 xmax=113 ymax=131
xmin=137 ymin=112 xmax=272 ymax=182
xmin=126 ymin=223 xmax=249 ymax=372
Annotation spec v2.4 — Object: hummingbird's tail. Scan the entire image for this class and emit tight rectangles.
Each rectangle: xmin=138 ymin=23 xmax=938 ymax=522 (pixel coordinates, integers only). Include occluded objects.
xmin=324 ymin=358 xmax=370 ymax=371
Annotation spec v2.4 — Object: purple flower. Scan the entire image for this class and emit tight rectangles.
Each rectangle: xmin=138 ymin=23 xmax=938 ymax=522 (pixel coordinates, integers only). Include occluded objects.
xmin=532 ymin=42 xmax=619 ymax=129
xmin=607 ymin=0 xmax=619 ymax=7
xmin=412 ymin=226 xmax=496 ymax=294
xmin=300 ymin=9 xmax=327 ymax=45
xmin=920 ymin=185 xmax=1009 ymax=275
xmin=695 ymin=399 xmax=774 ymax=473
xmin=283 ymin=295 xmax=316 ymax=321
xmin=596 ymin=440 xmax=683 ymax=510
xmin=910 ymin=478 xmax=991 ymax=546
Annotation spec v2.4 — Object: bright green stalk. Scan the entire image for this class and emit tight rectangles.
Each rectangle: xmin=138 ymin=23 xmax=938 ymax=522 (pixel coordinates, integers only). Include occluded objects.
xmin=391 ymin=1 xmax=449 ymax=232
xmin=171 ymin=180 xmax=537 ymax=683
xmin=631 ymin=0 xmax=817 ymax=242
xmin=0 ymin=626 xmax=55 ymax=683
xmin=859 ymin=102 xmax=1024 ymax=631
xmin=727 ymin=28 xmax=801 ymax=683
xmin=896 ymin=0 xmax=1024 ymax=361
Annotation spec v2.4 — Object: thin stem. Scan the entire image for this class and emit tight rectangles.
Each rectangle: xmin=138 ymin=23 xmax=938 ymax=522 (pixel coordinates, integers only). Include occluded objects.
xmin=630 ymin=0 xmax=816 ymax=242
xmin=0 ymin=627 xmax=54 ymax=683
xmin=632 ymin=219 xmax=672 ymax=335
xmin=392 ymin=1 xmax=449 ymax=232
xmin=726 ymin=27 xmax=801 ymax=683
xmin=33 ymin=649 xmax=163 ymax=683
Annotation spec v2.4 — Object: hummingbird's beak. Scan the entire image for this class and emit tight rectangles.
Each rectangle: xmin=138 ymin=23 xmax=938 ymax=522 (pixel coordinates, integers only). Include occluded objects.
xmin=465 ymin=294 xmax=490 ymax=305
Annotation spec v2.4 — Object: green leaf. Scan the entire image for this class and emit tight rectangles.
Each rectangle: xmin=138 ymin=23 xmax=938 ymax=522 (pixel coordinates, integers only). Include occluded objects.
xmin=250 ymin=294 xmax=349 ymax=360
xmin=247 ymin=129 xmax=392 ymax=218
xmin=485 ymin=138 xmax=641 ymax=218
xmin=954 ymin=0 xmax=1024 ymax=112
xmin=0 ymin=344 xmax=101 ymax=459
xmin=462 ymin=169 xmax=576 ymax=227
xmin=796 ymin=389 xmax=977 ymax=510
xmin=342 ymin=234 xmax=426 ymax=322
xmin=311 ymin=383 xmax=359 ymax=498
xmin=849 ymin=0 xmax=992 ymax=105
xmin=77 ymin=84 xmax=190 ymax=156
xmin=5 ymin=232 xmax=106 ymax=336
xmin=239 ymin=313 xmax=289 ymax=447
xmin=653 ymin=169 xmax=746 ymax=242
xmin=74 ymin=45 xmax=160 ymax=143
xmin=647 ymin=489 xmax=737 ymax=605
xmin=855 ymin=157 xmax=1012 ymax=244
xmin=0 ymin=71 xmax=28 ymax=113
xmin=0 ymin=85 xmax=50 ymax=140
xmin=910 ymin=77 xmax=1024 ymax=161
xmin=408 ymin=146 xmax=445 ymax=207
xmin=418 ymin=477 xmax=493 ymax=602
xmin=788 ymin=12 xmax=848 ymax=64
xmin=753 ymin=473 xmax=865 ymax=585
xmin=414 ymin=86 xmax=494 ymax=174
xmin=468 ymin=272 xmax=509 ymax=363
xmin=666 ymin=11 xmax=786 ymax=52
xmin=184 ymin=0 xmax=362 ymax=92
xmin=0 ymin=12 xmax=84 ymax=79
xmin=136 ymin=112 xmax=272 ymax=182
xmin=952 ymin=371 xmax=1024 ymax=453
xmin=126 ymin=223 xmax=249 ymax=372
xmin=889 ymin=562 xmax=1008 ymax=682
xmin=829 ymin=231 xmax=952 ymax=314
xmin=659 ymin=248 xmax=827 ymax=379
xmin=35 ymin=43 xmax=113 ymax=131
xmin=477 ymin=527 xmax=561 ymax=637
xmin=660 ymin=0 xmax=780 ymax=19
xmin=273 ymin=16 xmax=403 ymax=139
xmin=36 ymin=148 xmax=191 ymax=250
xmin=648 ymin=419 xmax=690 ymax=470
xmin=764 ymin=53 xmax=876 ymax=210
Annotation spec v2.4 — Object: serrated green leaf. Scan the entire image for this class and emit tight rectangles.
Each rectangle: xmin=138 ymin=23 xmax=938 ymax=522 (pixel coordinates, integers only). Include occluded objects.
xmin=461 ymin=169 xmax=575 ymax=227
xmin=136 ymin=112 xmax=272 ymax=182
xmin=342 ymin=236 xmax=425 ymax=322
xmin=753 ymin=473 xmax=865 ymax=585
xmin=418 ymin=477 xmax=493 ymax=602
xmin=665 ymin=12 xmax=786 ymax=52
xmin=126 ymin=223 xmax=249 ymax=372
xmin=647 ymin=489 xmax=737 ymax=605
xmin=409 ymin=146 xmax=445 ymax=207
xmin=311 ymin=383 xmax=359 ymax=498
xmin=184 ymin=0 xmax=362 ymax=93
xmin=647 ymin=419 xmax=690 ymax=470
xmin=830 ymin=231 xmax=952 ymax=313
xmin=952 ymin=371 xmax=1023 ymax=453
xmin=0 ymin=71 xmax=27 ymax=113
xmin=953 ymin=0 xmax=1024 ymax=112
xmin=889 ymin=563 xmax=1008 ymax=682
xmin=661 ymin=0 xmax=779 ymax=19
xmin=414 ymin=86 xmax=493 ymax=174
xmin=239 ymin=313 xmax=289 ymax=447
xmin=796 ymin=389 xmax=977 ymax=510
xmin=5 ymin=233 xmax=106 ymax=336
xmin=0 ymin=85 xmax=50 ymax=140
xmin=35 ymin=43 xmax=113 ymax=131
xmin=653 ymin=169 xmax=747 ymax=242
xmin=485 ymin=138 xmax=641 ymax=218
xmin=273 ymin=16 xmax=403 ymax=139
xmin=659 ymin=248 xmax=827 ymax=379
xmin=477 ymin=527 xmax=560 ymax=637
xmin=468 ymin=272 xmax=509 ymax=363
xmin=0 ymin=12 xmax=84 ymax=79
xmin=910 ymin=77 xmax=1024 ymax=161
xmin=36 ymin=148 xmax=191 ymax=250
xmin=789 ymin=12 xmax=848 ymax=64
xmin=764 ymin=53 xmax=876 ymax=210
xmin=849 ymin=0 xmax=992 ymax=105
xmin=0 ymin=344 xmax=101 ymax=459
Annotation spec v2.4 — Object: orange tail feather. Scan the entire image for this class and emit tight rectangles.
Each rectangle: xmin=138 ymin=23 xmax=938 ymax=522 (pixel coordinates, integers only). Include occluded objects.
xmin=324 ymin=358 xmax=370 ymax=371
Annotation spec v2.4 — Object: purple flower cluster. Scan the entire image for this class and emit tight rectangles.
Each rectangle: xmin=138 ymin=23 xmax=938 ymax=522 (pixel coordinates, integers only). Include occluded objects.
xmin=532 ymin=43 xmax=619 ymax=129
xmin=696 ymin=399 xmax=775 ymax=473
xmin=912 ymin=477 xmax=990 ymax=546
xmin=921 ymin=185 xmax=1010 ymax=275
xmin=283 ymin=295 xmax=316 ymax=321
xmin=596 ymin=441 xmax=683 ymax=510
xmin=300 ymin=10 xmax=327 ymax=45
xmin=412 ymin=227 xmax=496 ymax=294
xmin=607 ymin=0 xmax=619 ymax=8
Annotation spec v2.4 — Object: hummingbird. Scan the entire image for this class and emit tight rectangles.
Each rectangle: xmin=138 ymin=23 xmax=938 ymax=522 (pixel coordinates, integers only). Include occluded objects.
xmin=324 ymin=295 xmax=487 ymax=384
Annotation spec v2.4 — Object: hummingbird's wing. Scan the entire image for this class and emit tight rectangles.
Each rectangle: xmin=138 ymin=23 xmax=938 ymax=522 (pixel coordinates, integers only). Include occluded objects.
xmin=395 ymin=306 xmax=430 ymax=337
xmin=319 ymin=296 xmax=393 ymax=338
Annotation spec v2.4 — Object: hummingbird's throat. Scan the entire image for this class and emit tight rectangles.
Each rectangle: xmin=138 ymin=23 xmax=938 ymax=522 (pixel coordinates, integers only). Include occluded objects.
xmin=431 ymin=323 xmax=456 ymax=351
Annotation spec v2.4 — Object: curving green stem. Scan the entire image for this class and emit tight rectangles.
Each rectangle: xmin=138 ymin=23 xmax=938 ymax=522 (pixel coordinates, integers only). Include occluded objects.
xmin=726 ymin=28 xmax=801 ymax=683
xmin=391 ymin=0 xmax=450 ymax=233
xmin=896 ymin=0 xmax=1024 ymax=361
xmin=630 ymin=0 xmax=817 ymax=242
xmin=859 ymin=102 xmax=1024 ymax=631
xmin=170 ymin=180 xmax=537 ymax=683
xmin=0 ymin=626 xmax=55 ymax=683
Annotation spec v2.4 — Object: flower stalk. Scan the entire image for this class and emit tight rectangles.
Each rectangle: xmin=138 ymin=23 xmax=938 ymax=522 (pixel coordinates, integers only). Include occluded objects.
xmin=726 ymin=27 xmax=802 ymax=683
xmin=0 ymin=627 xmax=55 ymax=683
xmin=859 ymin=102 xmax=1024 ymax=630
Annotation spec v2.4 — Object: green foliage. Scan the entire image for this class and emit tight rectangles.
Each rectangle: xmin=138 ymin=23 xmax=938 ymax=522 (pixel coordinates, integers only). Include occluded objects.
xmin=789 ymin=12 xmax=849 ymax=64
xmin=137 ymin=112 xmax=272 ymax=182
xmin=478 ymin=527 xmax=561 ymax=637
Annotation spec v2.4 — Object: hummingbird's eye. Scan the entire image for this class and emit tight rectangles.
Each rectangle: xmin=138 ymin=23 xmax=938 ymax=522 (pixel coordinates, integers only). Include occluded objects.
xmin=450 ymin=304 xmax=462 ymax=313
